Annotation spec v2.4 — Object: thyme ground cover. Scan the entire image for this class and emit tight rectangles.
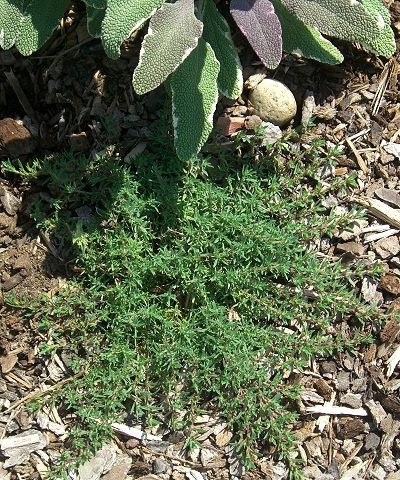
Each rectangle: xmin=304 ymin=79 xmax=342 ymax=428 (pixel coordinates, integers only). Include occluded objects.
xmin=5 ymin=127 xmax=380 ymax=477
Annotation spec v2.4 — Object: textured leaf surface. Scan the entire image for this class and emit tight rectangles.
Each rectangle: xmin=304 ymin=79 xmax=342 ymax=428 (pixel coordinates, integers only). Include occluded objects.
xmin=272 ymin=0 xmax=343 ymax=64
xmin=102 ymin=0 xmax=166 ymax=59
xmin=16 ymin=0 xmax=70 ymax=55
xmin=0 ymin=0 xmax=22 ymax=50
xmin=132 ymin=0 xmax=203 ymax=95
xmin=359 ymin=0 xmax=395 ymax=57
xmin=87 ymin=5 xmax=105 ymax=38
xmin=230 ymin=0 xmax=282 ymax=69
xmin=202 ymin=0 xmax=242 ymax=98
xmin=83 ymin=0 xmax=106 ymax=7
xmin=171 ymin=38 xmax=220 ymax=160
xmin=280 ymin=0 xmax=381 ymax=42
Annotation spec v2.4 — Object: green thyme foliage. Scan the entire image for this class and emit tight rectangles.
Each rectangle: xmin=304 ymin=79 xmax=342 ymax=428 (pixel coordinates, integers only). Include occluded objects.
xmin=6 ymin=129 xmax=378 ymax=476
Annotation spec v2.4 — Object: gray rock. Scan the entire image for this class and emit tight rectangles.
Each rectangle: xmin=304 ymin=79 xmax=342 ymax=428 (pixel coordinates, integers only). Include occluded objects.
xmin=260 ymin=122 xmax=282 ymax=146
xmin=248 ymin=79 xmax=297 ymax=127
xmin=101 ymin=454 xmax=132 ymax=480
xmin=75 ymin=444 xmax=117 ymax=480
xmin=365 ymin=432 xmax=380 ymax=451
xmin=375 ymin=188 xmax=400 ymax=208
xmin=152 ymin=458 xmax=169 ymax=475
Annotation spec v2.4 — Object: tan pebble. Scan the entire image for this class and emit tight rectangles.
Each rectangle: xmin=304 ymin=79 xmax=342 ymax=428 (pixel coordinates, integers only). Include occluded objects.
xmin=248 ymin=79 xmax=297 ymax=126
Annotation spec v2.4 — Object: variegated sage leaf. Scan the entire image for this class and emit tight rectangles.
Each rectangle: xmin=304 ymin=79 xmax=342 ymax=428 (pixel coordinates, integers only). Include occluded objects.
xmin=359 ymin=0 xmax=395 ymax=57
xmin=171 ymin=38 xmax=220 ymax=160
xmin=0 ymin=0 xmax=23 ymax=50
xmin=272 ymin=0 xmax=343 ymax=64
xmin=230 ymin=0 xmax=282 ymax=69
xmin=16 ymin=0 xmax=70 ymax=55
xmin=201 ymin=0 xmax=242 ymax=99
xmin=87 ymin=5 xmax=106 ymax=38
xmin=132 ymin=0 xmax=203 ymax=95
xmin=83 ymin=0 xmax=106 ymax=8
xmin=280 ymin=0 xmax=381 ymax=42
xmin=102 ymin=0 xmax=166 ymax=59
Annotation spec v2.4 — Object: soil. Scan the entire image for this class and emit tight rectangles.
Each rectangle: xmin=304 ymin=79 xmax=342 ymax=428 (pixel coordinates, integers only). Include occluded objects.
xmin=1 ymin=2 xmax=400 ymax=480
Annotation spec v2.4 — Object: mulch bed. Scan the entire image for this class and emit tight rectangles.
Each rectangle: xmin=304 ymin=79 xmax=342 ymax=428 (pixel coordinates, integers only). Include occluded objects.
xmin=1 ymin=2 xmax=400 ymax=479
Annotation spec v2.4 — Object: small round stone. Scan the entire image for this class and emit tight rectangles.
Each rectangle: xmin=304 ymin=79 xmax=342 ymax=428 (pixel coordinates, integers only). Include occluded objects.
xmin=248 ymin=79 xmax=297 ymax=127
xmin=153 ymin=458 xmax=169 ymax=474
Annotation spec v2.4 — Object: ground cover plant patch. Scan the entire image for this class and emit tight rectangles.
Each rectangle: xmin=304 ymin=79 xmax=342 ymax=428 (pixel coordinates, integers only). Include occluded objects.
xmin=4 ymin=125 xmax=382 ymax=478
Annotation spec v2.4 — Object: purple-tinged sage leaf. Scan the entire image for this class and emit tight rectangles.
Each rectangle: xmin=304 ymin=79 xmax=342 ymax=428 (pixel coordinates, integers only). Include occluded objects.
xmin=230 ymin=0 xmax=282 ymax=69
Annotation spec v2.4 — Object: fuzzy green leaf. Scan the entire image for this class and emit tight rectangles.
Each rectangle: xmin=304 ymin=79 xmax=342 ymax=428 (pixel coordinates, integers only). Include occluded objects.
xmin=13 ymin=0 xmax=69 ymax=55
xmin=272 ymin=0 xmax=343 ymax=64
xmin=359 ymin=0 xmax=395 ymax=57
xmin=102 ymin=0 xmax=166 ymax=59
xmin=83 ymin=0 xmax=106 ymax=7
xmin=171 ymin=38 xmax=220 ymax=160
xmin=0 ymin=0 xmax=23 ymax=50
xmin=201 ymin=0 xmax=243 ymax=99
xmin=280 ymin=0 xmax=381 ymax=43
xmin=132 ymin=0 xmax=203 ymax=95
xmin=230 ymin=0 xmax=282 ymax=69
xmin=87 ymin=5 xmax=105 ymax=38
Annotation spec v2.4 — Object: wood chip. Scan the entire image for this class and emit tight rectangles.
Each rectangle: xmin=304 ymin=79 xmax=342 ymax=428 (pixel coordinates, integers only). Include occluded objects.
xmin=364 ymin=229 xmax=400 ymax=243
xmin=371 ymin=58 xmax=398 ymax=116
xmin=215 ymin=429 xmax=233 ymax=448
xmin=357 ymin=198 xmax=400 ymax=229
xmin=0 ymin=430 xmax=48 ymax=468
xmin=345 ymin=137 xmax=368 ymax=173
xmin=0 ymin=118 xmax=36 ymax=158
xmin=380 ymin=319 xmax=400 ymax=343
xmin=340 ymin=459 xmax=369 ymax=480
xmin=336 ymin=242 xmax=365 ymax=255
xmin=337 ymin=418 xmax=366 ymax=439
xmin=0 ymin=431 xmax=46 ymax=451
xmin=375 ymin=188 xmax=400 ymax=209
xmin=111 ymin=423 xmax=161 ymax=442
xmin=313 ymin=378 xmax=332 ymax=401
xmin=387 ymin=344 xmax=400 ymax=378
xmin=365 ymin=399 xmax=387 ymax=426
xmin=305 ymin=405 xmax=367 ymax=416
xmin=4 ymin=71 xmax=37 ymax=121
xmin=380 ymin=273 xmax=400 ymax=295
xmin=381 ymin=416 xmax=400 ymax=453
xmin=0 ymin=354 xmax=18 ymax=374
xmin=4 ymin=372 xmax=32 ymax=389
